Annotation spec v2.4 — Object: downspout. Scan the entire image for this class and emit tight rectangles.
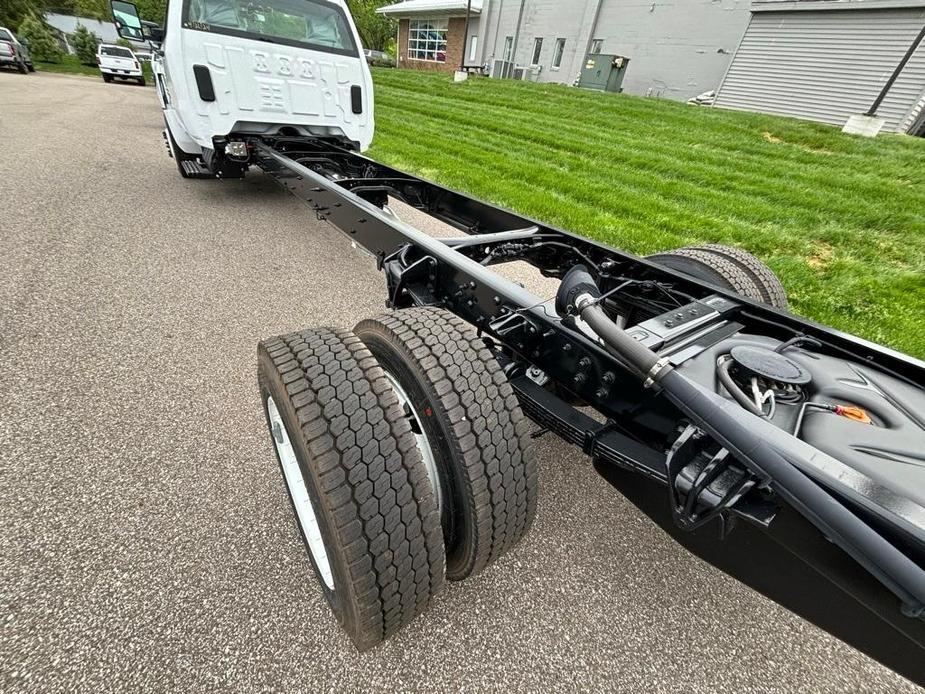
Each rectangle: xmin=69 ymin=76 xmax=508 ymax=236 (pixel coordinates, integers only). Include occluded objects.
xmin=479 ymin=0 xmax=491 ymax=65
xmin=581 ymin=0 xmax=604 ymax=59
xmin=509 ymin=0 xmax=526 ymax=71
xmin=491 ymin=0 xmax=505 ymax=59
xmin=866 ymin=23 xmax=925 ymax=117
xmin=460 ymin=0 xmax=473 ymax=69
xmin=565 ymin=0 xmax=602 ymax=82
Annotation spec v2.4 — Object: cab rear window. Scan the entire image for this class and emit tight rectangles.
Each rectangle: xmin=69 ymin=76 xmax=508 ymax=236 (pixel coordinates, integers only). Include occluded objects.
xmin=182 ymin=0 xmax=358 ymax=57
xmin=101 ymin=46 xmax=134 ymax=58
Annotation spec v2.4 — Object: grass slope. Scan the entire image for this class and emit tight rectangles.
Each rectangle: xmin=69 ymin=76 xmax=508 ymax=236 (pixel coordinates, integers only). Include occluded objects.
xmin=35 ymin=55 xmax=99 ymax=76
xmin=368 ymin=68 xmax=925 ymax=358
xmin=35 ymin=54 xmax=154 ymax=82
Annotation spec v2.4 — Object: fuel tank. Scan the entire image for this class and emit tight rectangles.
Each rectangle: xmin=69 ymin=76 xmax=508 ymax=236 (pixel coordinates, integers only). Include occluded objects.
xmin=676 ymin=333 xmax=925 ymax=553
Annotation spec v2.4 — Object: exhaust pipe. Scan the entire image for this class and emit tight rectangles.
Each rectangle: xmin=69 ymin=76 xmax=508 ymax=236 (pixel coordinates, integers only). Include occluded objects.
xmin=557 ymin=265 xmax=925 ymax=614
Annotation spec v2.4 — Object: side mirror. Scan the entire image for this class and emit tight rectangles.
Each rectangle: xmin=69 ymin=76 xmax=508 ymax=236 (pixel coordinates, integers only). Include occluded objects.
xmin=20 ymin=38 xmax=30 ymax=47
xmin=110 ymin=0 xmax=145 ymax=42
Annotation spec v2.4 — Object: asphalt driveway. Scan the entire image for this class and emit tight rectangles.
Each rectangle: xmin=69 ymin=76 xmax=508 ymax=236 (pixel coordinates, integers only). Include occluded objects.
xmin=0 ymin=71 xmax=919 ymax=693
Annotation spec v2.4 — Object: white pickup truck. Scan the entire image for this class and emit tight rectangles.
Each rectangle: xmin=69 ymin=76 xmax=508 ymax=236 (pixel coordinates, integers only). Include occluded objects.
xmin=0 ymin=26 xmax=34 ymax=74
xmin=97 ymin=43 xmax=146 ymax=85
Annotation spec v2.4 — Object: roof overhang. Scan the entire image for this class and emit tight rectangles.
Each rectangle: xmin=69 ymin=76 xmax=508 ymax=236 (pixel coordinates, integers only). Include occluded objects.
xmin=377 ymin=0 xmax=482 ymax=17
xmin=752 ymin=0 xmax=925 ymax=11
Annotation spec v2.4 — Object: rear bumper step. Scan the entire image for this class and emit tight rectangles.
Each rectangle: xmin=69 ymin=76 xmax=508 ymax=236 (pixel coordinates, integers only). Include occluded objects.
xmin=180 ymin=160 xmax=213 ymax=179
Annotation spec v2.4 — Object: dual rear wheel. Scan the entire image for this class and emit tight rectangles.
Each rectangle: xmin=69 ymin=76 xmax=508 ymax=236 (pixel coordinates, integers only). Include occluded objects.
xmin=257 ymin=308 xmax=538 ymax=649
xmin=257 ymin=245 xmax=784 ymax=649
xmin=648 ymin=243 xmax=789 ymax=310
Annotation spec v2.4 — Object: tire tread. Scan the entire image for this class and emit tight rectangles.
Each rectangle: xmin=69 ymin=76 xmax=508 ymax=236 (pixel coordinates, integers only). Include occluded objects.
xmin=689 ymin=244 xmax=789 ymax=309
xmin=356 ymin=308 xmax=538 ymax=580
xmin=258 ymin=327 xmax=444 ymax=649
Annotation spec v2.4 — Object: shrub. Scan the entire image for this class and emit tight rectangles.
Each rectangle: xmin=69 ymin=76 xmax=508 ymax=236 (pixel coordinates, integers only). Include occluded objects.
xmin=18 ymin=14 xmax=64 ymax=63
xmin=72 ymin=24 xmax=100 ymax=65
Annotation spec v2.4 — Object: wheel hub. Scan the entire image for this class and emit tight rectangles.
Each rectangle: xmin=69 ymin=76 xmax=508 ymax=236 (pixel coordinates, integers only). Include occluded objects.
xmin=382 ymin=371 xmax=443 ymax=514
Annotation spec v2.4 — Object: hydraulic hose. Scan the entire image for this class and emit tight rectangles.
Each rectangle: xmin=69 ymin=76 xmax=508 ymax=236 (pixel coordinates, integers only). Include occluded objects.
xmin=556 ymin=265 xmax=925 ymax=613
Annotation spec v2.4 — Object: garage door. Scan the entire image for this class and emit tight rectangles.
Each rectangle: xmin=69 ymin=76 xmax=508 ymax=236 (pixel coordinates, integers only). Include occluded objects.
xmin=715 ymin=4 xmax=925 ymax=133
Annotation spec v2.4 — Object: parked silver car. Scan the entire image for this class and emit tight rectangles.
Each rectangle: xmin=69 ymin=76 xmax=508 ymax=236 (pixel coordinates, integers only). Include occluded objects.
xmin=0 ymin=27 xmax=34 ymax=74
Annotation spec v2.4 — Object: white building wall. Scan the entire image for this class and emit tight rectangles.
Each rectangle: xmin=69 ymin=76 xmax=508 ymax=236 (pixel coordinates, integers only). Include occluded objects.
xmin=593 ymin=0 xmax=751 ymax=98
xmin=481 ymin=0 xmax=587 ymax=80
xmin=480 ymin=0 xmax=751 ymax=99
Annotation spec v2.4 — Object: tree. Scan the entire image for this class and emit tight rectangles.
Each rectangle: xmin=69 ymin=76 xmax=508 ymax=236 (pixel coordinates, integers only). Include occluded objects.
xmin=2 ymin=0 xmax=62 ymax=34
xmin=18 ymin=13 xmax=64 ymax=62
xmin=346 ymin=0 xmax=395 ymax=52
xmin=72 ymin=23 xmax=99 ymax=64
xmin=133 ymin=0 xmax=167 ymax=24
xmin=0 ymin=0 xmax=37 ymax=33
xmin=72 ymin=0 xmax=109 ymax=20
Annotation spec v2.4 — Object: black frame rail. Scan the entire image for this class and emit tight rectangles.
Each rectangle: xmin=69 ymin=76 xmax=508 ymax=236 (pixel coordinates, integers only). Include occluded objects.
xmin=252 ymin=139 xmax=925 ymax=685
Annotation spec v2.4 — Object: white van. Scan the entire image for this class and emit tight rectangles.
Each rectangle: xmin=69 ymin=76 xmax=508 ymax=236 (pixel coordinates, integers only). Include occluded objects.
xmin=111 ymin=0 xmax=374 ymax=178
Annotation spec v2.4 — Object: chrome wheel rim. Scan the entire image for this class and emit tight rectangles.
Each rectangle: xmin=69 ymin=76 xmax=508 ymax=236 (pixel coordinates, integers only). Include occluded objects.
xmin=382 ymin=371 xmax=443 ymax=514
xmin=267 ymin=396 xmax=335 ymax=591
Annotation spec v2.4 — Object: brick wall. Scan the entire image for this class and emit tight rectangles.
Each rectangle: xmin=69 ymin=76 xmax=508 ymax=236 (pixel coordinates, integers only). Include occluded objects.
xmin=397 ymin=17 xmax=466 ymax=73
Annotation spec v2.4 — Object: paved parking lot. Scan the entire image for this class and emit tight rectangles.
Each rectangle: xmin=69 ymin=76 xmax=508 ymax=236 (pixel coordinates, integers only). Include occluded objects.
xmin=1 ymin=71 xmax=920 ymax=693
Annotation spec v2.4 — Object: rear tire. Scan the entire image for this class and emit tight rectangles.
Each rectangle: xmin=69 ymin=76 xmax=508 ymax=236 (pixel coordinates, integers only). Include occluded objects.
xmin=138 ymin=77 xmax=146 ymax=86
xmin=648 ymin=244 xmax=787 ymax=309
xmin=27 ymin=63 xmax=35 ymax=72
xmin=102 ymin=73 xmax=112 ymax=83
xmin=17 ymin=60 xmax=27 ymax=74
xmin=355 ymin=308 xmax=538 ymax=581
xmin=687 ymin=244 xmax=788 ymax=310
xmin=258 ymin=327 xmax=445 ymax=650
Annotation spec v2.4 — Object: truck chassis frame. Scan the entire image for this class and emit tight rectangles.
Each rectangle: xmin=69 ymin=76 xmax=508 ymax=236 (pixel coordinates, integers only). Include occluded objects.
xmin=251 ymin=138 xmax=925 ymax=685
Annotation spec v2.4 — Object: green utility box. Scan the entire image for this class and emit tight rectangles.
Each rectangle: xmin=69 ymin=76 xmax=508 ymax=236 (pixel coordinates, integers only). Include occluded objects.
xmin=578 ymin=53 xmax=630 ymax=93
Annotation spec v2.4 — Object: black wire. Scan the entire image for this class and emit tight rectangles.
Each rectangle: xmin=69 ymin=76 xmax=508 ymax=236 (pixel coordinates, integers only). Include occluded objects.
xmin=523 ymin=241 xmax=601 ymax=272
xmin=582 ymin=279 xmax=634 ymax=309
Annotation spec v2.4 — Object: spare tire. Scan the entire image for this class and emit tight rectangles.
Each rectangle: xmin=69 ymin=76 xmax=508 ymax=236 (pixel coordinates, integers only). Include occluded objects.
xmin=647 ymin=244 xmax=788 ymax=309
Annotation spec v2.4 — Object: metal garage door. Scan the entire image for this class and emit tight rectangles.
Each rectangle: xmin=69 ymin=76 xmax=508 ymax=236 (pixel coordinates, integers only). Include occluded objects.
xmin=715 ymin=2 xmax=925 ymax=133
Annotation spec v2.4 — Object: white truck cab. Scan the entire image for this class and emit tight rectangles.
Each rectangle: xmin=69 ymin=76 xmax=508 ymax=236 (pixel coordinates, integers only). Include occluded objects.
xmin=110 ymin=0 xmax=374 ymax=178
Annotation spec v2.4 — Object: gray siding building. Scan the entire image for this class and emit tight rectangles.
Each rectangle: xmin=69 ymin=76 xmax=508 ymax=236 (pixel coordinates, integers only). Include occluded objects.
xmin=715 ymin=0 xmax=925 ymax=134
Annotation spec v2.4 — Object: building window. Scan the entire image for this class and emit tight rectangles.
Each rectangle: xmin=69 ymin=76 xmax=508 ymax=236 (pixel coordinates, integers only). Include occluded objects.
xmin=531 ymin=37 xmax=543 ymax=65
xmin=551 ymin=38 xmax=566 ymax=69
xmin=468 ymin=34 xmax=478 ymax=63
xmin=408 ymin=18 xmax=447 ymax=62
xmin=590 ymin=38 xmax=603 ymax=54
xmin=503 ymin=35 xmax=513 ymax=62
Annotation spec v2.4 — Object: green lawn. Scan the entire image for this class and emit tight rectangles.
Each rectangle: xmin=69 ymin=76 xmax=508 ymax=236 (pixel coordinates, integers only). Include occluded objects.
xmin=35 ymin=54 xmax=98 ymax=76
xmin=368 ymin=68 xmax=925 ymax=358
